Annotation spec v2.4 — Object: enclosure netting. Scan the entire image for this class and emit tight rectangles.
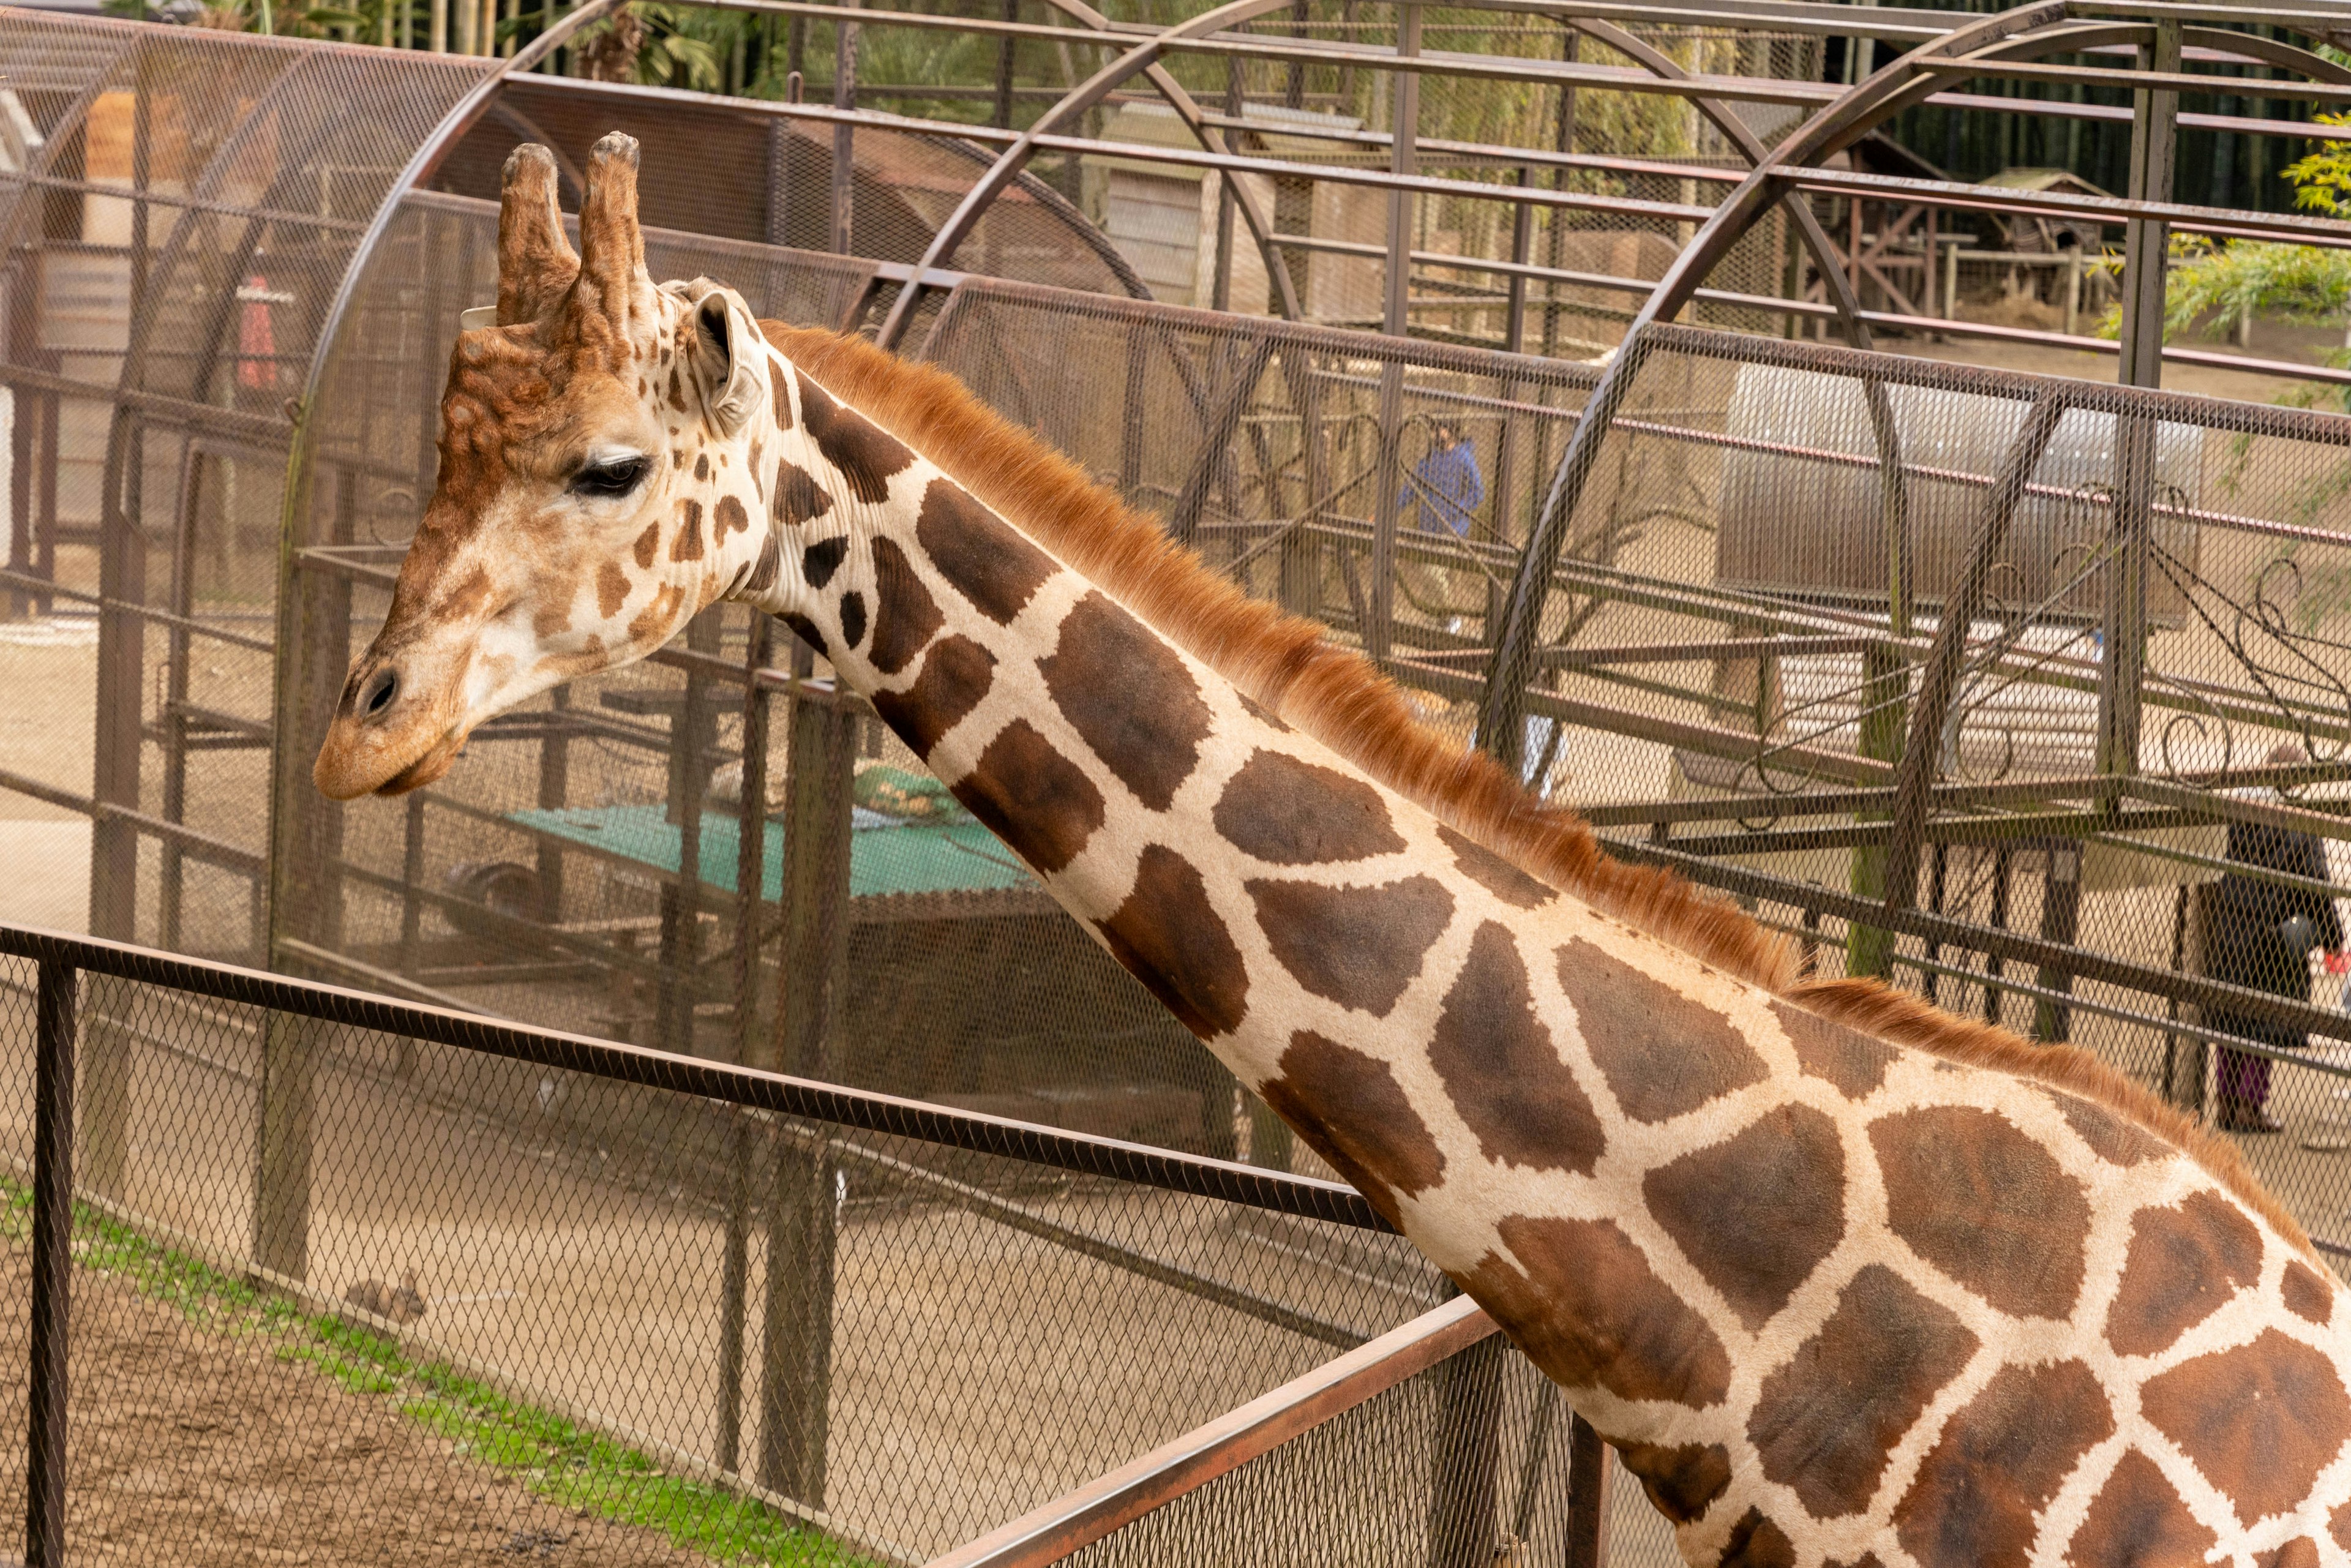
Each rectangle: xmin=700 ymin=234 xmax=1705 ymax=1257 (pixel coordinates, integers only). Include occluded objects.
xmin=15 ymin=6 xmax=2351 ymax=1564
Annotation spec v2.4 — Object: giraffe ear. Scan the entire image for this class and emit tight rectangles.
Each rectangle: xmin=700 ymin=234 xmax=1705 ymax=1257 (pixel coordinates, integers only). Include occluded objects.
xmin=569 ymin=132 xmax=651 ymax=341
xmin=683 ymin=281 xmax=767 ymax=439
xmin=495 ymin=144 xmax=578 ymax=326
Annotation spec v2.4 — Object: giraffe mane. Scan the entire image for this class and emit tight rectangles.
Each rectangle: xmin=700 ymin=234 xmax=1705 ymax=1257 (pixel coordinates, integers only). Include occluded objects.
xmin=771 ymin=323 xmax=2315 ymax=1262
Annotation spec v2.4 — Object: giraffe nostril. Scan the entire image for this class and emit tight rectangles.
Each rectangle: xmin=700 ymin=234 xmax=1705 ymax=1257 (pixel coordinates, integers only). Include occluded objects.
xmin=361 ymin=668 xmax=399 ymax=719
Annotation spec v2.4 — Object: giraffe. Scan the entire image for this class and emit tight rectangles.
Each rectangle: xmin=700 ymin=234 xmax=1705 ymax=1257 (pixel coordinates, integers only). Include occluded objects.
xmin=314 ymin=133 xmax=2351 ymax=1568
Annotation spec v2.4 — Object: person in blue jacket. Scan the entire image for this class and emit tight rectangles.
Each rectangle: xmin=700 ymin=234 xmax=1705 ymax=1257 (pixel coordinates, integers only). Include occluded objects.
xmin=1400 ymin=421 xmax=1485 ymax=538
xmin=1398 ymin=421 xmax=1486 ymax=623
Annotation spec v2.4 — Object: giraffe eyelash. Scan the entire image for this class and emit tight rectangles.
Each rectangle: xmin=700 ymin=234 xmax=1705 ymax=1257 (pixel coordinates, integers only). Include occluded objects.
xmin=571 ymin=455 xmax=650 ymax=500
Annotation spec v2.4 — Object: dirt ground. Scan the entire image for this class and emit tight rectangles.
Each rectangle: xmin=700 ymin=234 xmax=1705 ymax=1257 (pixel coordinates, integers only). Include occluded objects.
xmin=0 ymin=1245 xmax=713 ymax=1567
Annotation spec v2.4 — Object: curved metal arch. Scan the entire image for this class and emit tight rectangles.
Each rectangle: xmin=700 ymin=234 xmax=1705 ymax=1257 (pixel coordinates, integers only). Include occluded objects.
xmin=925 ymin=134 xmax=1156 ymax=302
xmin=1010 ymin=0 xmax=1300 ymax=316
xmin=1472 ymin=0 xmax=2249 ymax=767
xmin=875 ymin=0 xmax=1310 ymax=350
xmin=110 ymin=48 xmax=372 ymax=418
xmin=280 ymin=0 xmax=627 ymax=467
xmin=1569 ymin=13 xmax=1910 ymax=655
xmin=2182 ymin=26 xmax=2351 ymax=85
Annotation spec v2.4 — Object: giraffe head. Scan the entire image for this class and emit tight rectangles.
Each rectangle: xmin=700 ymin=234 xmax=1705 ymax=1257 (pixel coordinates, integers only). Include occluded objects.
xmin=313 ymin=133 xmax=772 ymax=799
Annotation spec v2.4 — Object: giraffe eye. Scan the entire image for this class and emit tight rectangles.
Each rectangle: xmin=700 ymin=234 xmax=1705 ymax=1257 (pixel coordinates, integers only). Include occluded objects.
xmin=572 ymin=456 xmax=649 ymax=499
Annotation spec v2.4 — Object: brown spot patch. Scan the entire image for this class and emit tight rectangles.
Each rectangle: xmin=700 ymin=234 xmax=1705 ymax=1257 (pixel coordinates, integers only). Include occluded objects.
xmin=1245 ymin=876 xmax=1452 ymax=1018
xmin=2333 ymin=1499 xmax=2351 ymax=1554
xmin=2105 ymin=1190 xmax=2264 ymax=1358
xmin=1748 ymin=1263 xmax=1979 ymax=1519
xmin=2066 ymin=1450 xmax=2216 ymax=1568
xmin=715 ymin=494 xmax=750 ymax=539
xmin=596 ymin=560 xmax=631 ymax=619
xmin=801 ymin=536 xmax=847 ymax=590
xmin=774 ymin=457 xmax=832 ymax=527
xmin=1719 ymin=1509 xmax=1797 ymax=1568
xmin=2285 ymin=1261 xmax=2335 ymax=1326
xmin=1239 ymin=691 xmax=1289 ymax=732
xmin=632 ymin=520 xmax=660 ymax=569
xmin=532 ymin=600 xmax=572 ymax=638
xmin=670 ymin=499 xmax=704 ymax=561
xmin=1772 ymin=1001 xmax=1897 ymax=1099
xmin=744 ymin=534 xmax=781 ymax=595
xmin=1644 ymin=1103 xmax=1845 ymax=1330
xmin=1895 ymin=1359 xmax=2113 ymax=1568
xmin=626 ymin=581 xmax=683 ymax=645
xmin=915 ymin=477 xmax=1057 ymax=625
xmin=1870 ymin=1105 xmax=2090 ymax=1319
xmin=1098 ymin=845 xmax=1250 ymax=1039
xmin=797 ymin=368 xmax=914 ymax=504
xmin=694 ymin=452 xmax=709 ymax=481
xmin=872 ymin=636 xmax=995 ymax=757
xmin=1214 ymin=750 xmax=1405 ymax=866
xmin=1559 ymin=937 xmax=1768 ymax=1123
xmin=1436 ymin=823 xmax=1554 ymax=910
xmin=2266 ymin=1540 xmax=2323 ymax=1568
xmin=868 ymin=537 xmax=943 ymax=676
xmin=1616 ymin=1441 xmax=1731 ymax=1523
xmin=1462 ymin=1214 xmax=1733 ymax=1409
xmin=1431 ymin=922 xmax=1607 ymax=1175
xmin=2140 ymin=1327 xmax=2351 ymax=1526
xmin=768 ymin=358 xmax=792 ymax=428
xmin=666 ymin=364 xmax=687 ymax=412
xmin=1039 ymin=591 xmax=1212 ymax=813
xmin=2053 ymin=1093 xmax=2164 ymax=1166
xmin=781 ymin=612 xmax=825 ymax=656
xmin=1258 ymin=1030 xmax=1444 ymax=1218
xmin=950 ymin=718 xmax=1104 ymax=876
xmin=838 ymin=590 xmax=867 ymax=650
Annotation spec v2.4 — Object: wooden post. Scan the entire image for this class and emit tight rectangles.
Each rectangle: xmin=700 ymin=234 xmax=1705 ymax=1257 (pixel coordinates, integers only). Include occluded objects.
xmin=252 ymin=1011 xmax=320 ymax=1280
xmin=756 ymin=673 xmax=857 ymax=1506
xmin=75 ymin=978 xmax=129 ymax=1203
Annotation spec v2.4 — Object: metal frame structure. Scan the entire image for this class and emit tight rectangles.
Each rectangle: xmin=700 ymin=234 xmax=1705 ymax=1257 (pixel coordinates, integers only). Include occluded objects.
xmin=11 ymin=6 xmax=2351 ymax=1566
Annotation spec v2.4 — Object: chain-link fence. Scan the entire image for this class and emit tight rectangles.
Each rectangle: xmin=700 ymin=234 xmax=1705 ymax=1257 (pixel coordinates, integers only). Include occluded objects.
xmin=1 ymin=924 xmax=1672 ymax=1566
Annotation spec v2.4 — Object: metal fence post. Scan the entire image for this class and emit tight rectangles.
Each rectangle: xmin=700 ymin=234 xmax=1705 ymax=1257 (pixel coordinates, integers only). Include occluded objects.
xmin=756 ymin=670 xmax=857 ymax=1505
xmin=718 ymin=613 xmax=776 ymax=1475
xmin=28 ymin=959 xmax=78 ymax=1568
xmin=1563 ymin=1410 xmax=1611 ymax=1568
xmin=1367 ymin=1 xmax=1422 ymax=665
xmin=1425 ymin=1334 xmax=1504 ymax=1566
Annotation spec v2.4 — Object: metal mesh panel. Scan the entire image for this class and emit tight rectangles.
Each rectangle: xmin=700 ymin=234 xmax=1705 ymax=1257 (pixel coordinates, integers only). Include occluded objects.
xmin=1471 ymin=326 xmax=2351 ymax=1259
xmin=920 ymin=278 xmax=1600 ymax=730
xmin=0 ymin=945 xmax=1444 ymax=1561
xmin=0 ymin=15 xmax=494 ymax=966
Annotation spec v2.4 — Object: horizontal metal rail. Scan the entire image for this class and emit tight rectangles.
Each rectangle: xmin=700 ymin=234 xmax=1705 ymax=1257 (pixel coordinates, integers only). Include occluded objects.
xmin=0 ymin=768 xmax=263 ymax=876
xmin=1777 ymin=165 xmax=2351 ymax=250
xmin=926 ymin=1294 xmax=1494 ymax=1568
xmin=1607 ymin=839 xmax=2351 ymax=1048
xmin=0 ymin=569 xmax=280 ymax=653
xmin=0 ymin=922 xmax=1390 ymax=1232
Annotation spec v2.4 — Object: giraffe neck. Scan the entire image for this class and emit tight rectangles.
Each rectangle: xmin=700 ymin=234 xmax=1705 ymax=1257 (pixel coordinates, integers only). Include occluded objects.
xmin=715 ymin=335 xmax=2351 ymax=1568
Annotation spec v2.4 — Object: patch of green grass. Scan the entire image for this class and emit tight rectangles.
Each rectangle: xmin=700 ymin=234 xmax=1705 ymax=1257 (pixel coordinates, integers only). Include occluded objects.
xmin=0 ymin=1175 xmax=877 ymax=1566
